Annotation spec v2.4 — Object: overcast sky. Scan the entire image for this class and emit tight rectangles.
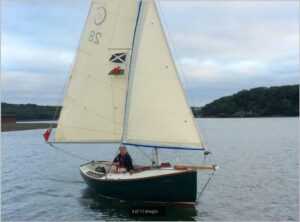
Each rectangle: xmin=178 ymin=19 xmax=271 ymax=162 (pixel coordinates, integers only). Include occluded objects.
xmin=2 ymin=0 xmax=299 ymax=106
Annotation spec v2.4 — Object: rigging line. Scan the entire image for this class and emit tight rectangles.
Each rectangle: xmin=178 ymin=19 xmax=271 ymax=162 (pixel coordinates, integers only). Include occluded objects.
xmin=135 ymin=146 xmax=154 ymax=163
xmin=197 ymin=171 xmax=215 ymax=201
xmin=48 ymin=143 xmax=89 ymax=162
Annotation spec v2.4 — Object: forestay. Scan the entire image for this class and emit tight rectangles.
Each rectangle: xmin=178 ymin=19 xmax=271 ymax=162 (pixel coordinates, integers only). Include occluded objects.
xmin=123 ymin=0 xmax=204 ymax=149
xmin=55 ymin=0 xmax=137 ymax=142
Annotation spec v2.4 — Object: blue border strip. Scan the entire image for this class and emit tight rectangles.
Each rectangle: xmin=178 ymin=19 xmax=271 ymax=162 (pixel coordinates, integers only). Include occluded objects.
xmin=122 ymin=142 xmax=205 ymax=151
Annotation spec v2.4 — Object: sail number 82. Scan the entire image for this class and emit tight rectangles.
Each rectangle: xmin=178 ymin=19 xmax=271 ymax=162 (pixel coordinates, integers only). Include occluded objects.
xmin=88 ymin=30 xmax=101 ymax=44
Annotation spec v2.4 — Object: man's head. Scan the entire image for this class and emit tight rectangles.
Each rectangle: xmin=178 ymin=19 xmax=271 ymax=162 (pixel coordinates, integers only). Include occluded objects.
xmin=119 ymin=145 xmax=127 ymax=156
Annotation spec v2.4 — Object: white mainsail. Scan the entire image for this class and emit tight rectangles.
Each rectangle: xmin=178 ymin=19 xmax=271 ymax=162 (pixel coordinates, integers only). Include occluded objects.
xmin=123 ymin=0 xmax=204 ymax=149
xmin=55 ymin=0 xmax=138 ymax=142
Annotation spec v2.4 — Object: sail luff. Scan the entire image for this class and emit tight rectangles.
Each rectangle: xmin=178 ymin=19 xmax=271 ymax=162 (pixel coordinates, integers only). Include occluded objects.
xmin=121 ymin=0 xmax=143 ymax=142
xmin=121 ymin=0 xmax=147 ymax=142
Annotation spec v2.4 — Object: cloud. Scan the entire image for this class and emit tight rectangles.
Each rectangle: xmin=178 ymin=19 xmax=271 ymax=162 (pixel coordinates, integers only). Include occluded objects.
xmin=159 ymin=1 xmax=299 ymax=59
xmin=2 ymin=0 xmax=88 ymax=8
xmin=2 ymin=70 xmax=68 ymax=105
xmin=180 ymin=57 xmax=267 ymax=81
xmin=2 ymin=34 xmax=74 ymax=73
xmin=1 ymin=0 xmax=299 ymax=106
xmin=1 ymin=0 xmax=88 ymax=105
xmin=158 ymin=0 xmax=299 ymax=105
xmin=1 ymin=32 xmax=75 ymax=104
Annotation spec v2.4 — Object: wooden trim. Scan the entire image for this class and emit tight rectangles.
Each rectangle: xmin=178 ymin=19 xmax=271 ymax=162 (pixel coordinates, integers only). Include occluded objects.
xmin=174 ymin=164 xmax=217 ymax=171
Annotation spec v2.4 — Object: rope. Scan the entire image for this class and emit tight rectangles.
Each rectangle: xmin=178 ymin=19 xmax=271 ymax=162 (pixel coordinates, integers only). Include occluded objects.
xmin=136 ymin=146 xmax=154 ymax=164
xmin=48 ymin=143 xmax=89 ymax=162
xmin=197 ymin=171 xmax=215 ymax=201
xmin=198 ymin=147 xmax=217 ymax=200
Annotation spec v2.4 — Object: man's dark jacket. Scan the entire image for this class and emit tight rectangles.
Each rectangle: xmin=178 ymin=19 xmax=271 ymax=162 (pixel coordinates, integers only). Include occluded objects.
xmin=113 ymin=153 xmax=133 ymax=171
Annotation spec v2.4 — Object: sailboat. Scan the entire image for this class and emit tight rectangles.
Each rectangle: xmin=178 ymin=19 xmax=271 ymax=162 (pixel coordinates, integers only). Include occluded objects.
xmin=46 ymin=0 xmax=217 ymax=205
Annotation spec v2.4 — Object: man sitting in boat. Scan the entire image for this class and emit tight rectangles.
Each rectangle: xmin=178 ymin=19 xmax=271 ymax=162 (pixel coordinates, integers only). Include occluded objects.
xmin=112 ymin=145 xmax=133 ymax=173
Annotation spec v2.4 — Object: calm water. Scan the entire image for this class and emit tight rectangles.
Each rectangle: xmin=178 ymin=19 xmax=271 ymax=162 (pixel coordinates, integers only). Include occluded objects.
xmin=1 ymin=118 xmax=299 ymax=221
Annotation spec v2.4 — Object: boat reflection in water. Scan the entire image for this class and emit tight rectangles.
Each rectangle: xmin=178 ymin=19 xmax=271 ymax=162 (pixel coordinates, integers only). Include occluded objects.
xmin=79 ymin=187 xmax=198 ymax=221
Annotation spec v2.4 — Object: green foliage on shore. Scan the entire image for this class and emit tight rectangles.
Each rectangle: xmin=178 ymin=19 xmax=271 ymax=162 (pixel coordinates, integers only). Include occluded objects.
xmin=1 ymin=103 xmax=61 ymax=121
xmin=193 ymin=85 xmax=299 ymax=117
xmin=2 ymin=85 xmax=298 ymax=120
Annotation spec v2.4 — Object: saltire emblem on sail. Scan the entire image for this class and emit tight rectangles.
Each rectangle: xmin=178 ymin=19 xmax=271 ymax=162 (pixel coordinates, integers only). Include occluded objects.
xmin=110 ymin=53 xmax=127 ymax=63
xmin=109 ymin=66 xmax=125 ymax=75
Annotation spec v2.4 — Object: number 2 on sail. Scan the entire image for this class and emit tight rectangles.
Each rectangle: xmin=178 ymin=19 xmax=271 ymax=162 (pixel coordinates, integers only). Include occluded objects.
xmin=88 ymin=30 xmax=101 ymax=44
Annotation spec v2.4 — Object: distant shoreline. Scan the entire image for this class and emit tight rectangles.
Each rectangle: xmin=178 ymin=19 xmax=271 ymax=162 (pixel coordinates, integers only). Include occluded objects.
xmin=2 ymin=117 xmax=298 ymax=132
xmin=2 ymin=84 xmax=299 ymax=124
xmin=193 ymin=85 xmax=299 ymax=118
xmin=2 ymin=122 xmax=57 ymax=132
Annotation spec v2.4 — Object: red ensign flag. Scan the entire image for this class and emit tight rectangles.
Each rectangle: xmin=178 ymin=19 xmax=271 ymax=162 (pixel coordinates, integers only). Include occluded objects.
xmin=43 ymin=128 xmax=52 ymax=142
xmin=109 ymin=66 xmax=124 ymax=75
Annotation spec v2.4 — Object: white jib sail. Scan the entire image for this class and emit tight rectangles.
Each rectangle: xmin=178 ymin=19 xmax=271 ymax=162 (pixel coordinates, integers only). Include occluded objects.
xmin=55 ymin=0 xmax=138 ymax=142
xmin=123 ymin=0 xmax=204 ymax=149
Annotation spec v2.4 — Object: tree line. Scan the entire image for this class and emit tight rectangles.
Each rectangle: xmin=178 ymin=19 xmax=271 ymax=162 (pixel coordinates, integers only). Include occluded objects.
xmin=2 ymin=84 xmax=299 ymax=120
xmin=1 ymin=103 xmax=61 ymax=121
xmin=192 ymin=84 xmax=299 ymax=117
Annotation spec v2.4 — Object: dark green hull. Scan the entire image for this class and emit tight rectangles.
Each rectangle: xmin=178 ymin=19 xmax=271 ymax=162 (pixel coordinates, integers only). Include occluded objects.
xmin=80 ymin=170 xmax=197 ymax=203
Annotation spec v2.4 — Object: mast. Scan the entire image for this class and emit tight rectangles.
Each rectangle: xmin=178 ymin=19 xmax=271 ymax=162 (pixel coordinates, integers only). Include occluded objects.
xmin=121 ymin=0 xmax=143 ymax=142
xmin=122 ymin=1 xmax=161 ymax=166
